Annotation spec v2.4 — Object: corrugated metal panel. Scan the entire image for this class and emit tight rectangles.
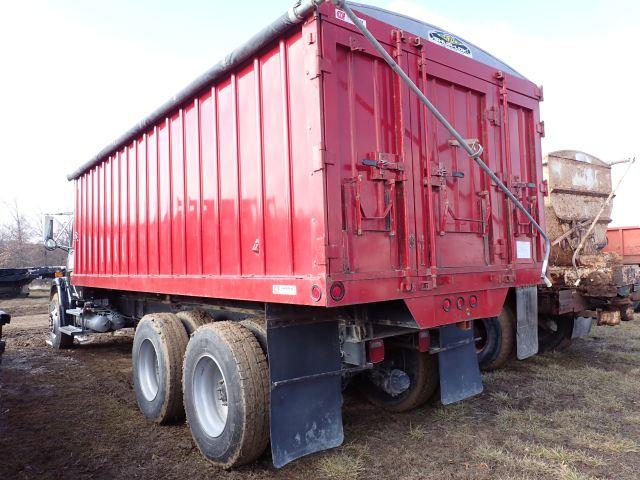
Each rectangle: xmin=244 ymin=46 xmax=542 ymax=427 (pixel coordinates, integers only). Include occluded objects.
xmin=73 ymin=27 xmax=327 ymax=304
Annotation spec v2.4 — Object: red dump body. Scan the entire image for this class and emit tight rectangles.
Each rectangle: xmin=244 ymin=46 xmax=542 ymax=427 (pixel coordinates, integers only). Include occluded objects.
xmin=606 ymin=227 xmax=640 ymax=265
xmin=70 ymin=3 xmax=545 ymax=328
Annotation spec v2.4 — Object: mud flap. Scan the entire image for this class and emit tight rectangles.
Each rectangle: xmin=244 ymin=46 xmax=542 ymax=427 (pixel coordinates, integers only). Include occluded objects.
xmin=571 ymin=316 xmax=593 ymax=339
xmin=516 ymin=286 xmax=538 ymax=359
xmin=267 ymin=319 xmax=343 ymax=468
xmin=438 ymin=324 xmax=483 ymax=405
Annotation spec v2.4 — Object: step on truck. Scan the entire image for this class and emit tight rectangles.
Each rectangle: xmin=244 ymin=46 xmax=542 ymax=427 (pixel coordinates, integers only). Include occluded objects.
xmin=45 ymin=0 xmax=565 ymax=467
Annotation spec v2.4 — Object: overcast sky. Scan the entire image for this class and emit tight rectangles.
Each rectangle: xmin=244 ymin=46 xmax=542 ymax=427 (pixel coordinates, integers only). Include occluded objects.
xmin=1 ymin=0 xmax=638 ymax=227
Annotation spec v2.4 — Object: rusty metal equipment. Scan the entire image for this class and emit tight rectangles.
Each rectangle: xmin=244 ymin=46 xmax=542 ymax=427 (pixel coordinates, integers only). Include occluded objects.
xmin=539 ymin=150 xmax=639 ymax=332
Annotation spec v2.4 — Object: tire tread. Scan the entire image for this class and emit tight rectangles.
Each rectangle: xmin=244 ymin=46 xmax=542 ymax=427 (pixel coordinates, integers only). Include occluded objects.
xmin=190 ymin=321 xmax=269 ymax=467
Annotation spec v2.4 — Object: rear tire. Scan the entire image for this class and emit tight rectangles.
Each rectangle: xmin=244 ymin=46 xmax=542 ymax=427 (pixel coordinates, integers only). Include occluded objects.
xmin=538 ymin=315 xmax=573 ymax=352
xmin=183 ymin=321 xmax=269 ymax=467
xmin=177 ymin=310 xmax=214 ymax=336
xmin=239 ymin=318 xmax=267 ymax=355
xmin=361 ymin=347 xmax=439 ymax=412
xmin=132 ymin=313 xmax=189 ymax=424
xmin=49 ymin=293 xmax=73 ymax=349
xmin=476 ymin=306 xmax=516 ymax=371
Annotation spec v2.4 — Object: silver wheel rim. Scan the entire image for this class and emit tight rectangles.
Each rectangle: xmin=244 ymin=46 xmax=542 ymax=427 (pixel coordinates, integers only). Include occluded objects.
xmin=49 ymin=301 xmax=59 ymax=338
xmin=193 ymin=354 xmax=228 ymax=438
xmin=138 ymin=339 xmax=160 ymax=401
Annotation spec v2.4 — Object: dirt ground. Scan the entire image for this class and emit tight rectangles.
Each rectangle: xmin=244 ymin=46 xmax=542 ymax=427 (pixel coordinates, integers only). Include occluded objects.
xmin=1 ymin=292 xmax=639 ymax=480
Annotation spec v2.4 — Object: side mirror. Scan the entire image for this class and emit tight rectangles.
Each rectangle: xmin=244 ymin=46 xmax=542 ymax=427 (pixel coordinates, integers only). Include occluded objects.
xmin=43 ymin=216 xmax=57 ymax=251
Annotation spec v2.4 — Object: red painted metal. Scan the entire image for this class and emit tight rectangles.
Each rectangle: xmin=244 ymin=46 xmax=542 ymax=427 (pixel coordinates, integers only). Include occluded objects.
xmin=71 ymin=4 xmax=544 ymax=324
xmin=605 ymin=227 xmax=640 ymax=265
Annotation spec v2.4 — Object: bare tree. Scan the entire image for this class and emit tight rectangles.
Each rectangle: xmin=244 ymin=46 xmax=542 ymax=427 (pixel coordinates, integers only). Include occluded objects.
xmin=0 ymin=201 xmax=67 ymax=268
xmin=0 ymin=200 xmax=34 ymax=267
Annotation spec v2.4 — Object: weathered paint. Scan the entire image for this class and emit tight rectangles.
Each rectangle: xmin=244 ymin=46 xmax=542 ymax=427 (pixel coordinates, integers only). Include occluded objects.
xmin=71 ymin=4 xmax=544 ymax=320
xmin=606 ymin=227 xmax=640 ymax=265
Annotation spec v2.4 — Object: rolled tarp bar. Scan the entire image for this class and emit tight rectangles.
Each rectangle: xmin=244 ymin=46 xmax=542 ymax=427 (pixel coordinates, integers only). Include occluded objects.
xmin=67 ymin=0 xmax=325 ymax=180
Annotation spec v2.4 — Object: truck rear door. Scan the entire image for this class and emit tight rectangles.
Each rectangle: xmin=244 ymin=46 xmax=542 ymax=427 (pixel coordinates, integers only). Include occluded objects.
xmin=411 ymin=59 xmax=496 ymax=269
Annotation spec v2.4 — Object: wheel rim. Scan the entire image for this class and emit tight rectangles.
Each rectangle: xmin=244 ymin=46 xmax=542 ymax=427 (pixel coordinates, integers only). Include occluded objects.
xmin=138 ymin=339 xmax=160 ymax=401
xmin=49 ymin=300 xmax=59 ymax=338
xmin=193 ymin=354 xmax=228 ymax=438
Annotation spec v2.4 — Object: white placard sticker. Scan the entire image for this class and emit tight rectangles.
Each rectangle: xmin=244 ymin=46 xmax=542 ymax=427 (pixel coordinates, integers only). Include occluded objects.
xmin=516 ymin=240 xmax=532 ymax=259
xmin=335 ymin=8 xmax=366 ymax=28
xmin=272 ymin=284 xmax=297 ymax=296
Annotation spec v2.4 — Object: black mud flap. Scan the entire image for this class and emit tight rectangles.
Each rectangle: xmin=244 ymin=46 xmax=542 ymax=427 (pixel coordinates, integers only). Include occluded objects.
xmin=267 ymin=318 xmax=343 ymax=468
xmin=516 ymin=286 xmax=538 ymax=360
xmin=572 ymin=316 xmax=593 ymax=339
xmin=438 ymin=324 xmax=483 ymax=405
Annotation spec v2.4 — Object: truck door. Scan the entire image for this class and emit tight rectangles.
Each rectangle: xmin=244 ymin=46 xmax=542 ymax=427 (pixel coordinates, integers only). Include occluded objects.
xmin=502 ymin=92 xmax=542 ymax=265
xmin=416 ymin=62 xmax=495 ymax=269
xmin=325 ymin=37 xmax=413 ymax=276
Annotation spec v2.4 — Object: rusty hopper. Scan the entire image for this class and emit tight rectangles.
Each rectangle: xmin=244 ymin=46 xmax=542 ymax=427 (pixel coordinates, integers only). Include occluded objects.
xmin=544 ymin=150 xmax=612 ymax=265
xmin=541 ymin=150 xmax=639 ymax=325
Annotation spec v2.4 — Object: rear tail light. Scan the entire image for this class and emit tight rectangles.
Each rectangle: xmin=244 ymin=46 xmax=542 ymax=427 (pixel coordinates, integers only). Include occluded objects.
xmin=310 ymin=284 xmax=322 ymax=302
xmin=417 ymin=331 xmax=430 ymax=352
xmin=329 ymin=281 xmax=345 ymax=301
xmin=442 ymin=298 xmax=452 ymax=312
xmin=456 ymin=297 xmax=465 ymax=310
xmin=368 ymin=339 xmax=385 ymax=363
xmin=469 ymin=295 xmax=478 ymax=308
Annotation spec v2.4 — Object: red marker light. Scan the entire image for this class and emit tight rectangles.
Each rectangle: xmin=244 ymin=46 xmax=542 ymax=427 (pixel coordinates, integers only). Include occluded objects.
xmin=330 ymin=282 xmax=345 ymax=301
xmin=442 ymin=298 xmax=452 ymax=312
xmin=311 ymin=285 xmax=322 ymax=302
xmin=456 ymin=297 xmax=465 ymax=310
xmin=469 ymin=295 xmax=478 ymax=308
xmin=417 ymin=331 xmax=430 ymax=352
xmin=368 ymin=339 xmax=385 ymax=363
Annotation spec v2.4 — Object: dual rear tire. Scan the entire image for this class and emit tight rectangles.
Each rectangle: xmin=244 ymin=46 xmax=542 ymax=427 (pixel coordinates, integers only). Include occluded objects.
xmin=183 ymin=322 xmax=269 ymax=467
xmin=132 ymin=314 xmax=269 ymax=467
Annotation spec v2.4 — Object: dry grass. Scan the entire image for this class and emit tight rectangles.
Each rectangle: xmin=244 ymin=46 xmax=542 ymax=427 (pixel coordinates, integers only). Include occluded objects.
xmin=407 ymin=422 xmax=426 ymax=440
xmin=432 ymin=402 xmax=471 ymax=422
xmin=316 ymin=444 xmax=370 ymax=480
xmin=575 ymin=433 xmax=640 ymax=454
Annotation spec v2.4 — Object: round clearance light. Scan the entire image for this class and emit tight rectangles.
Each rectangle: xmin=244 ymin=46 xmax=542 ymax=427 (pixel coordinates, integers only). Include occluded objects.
xmin=329 ymin=282 xmax=345 ymax=301
xmin=469 ymin=295 xmax=479 ymax=308
xmin=456 ymin=297 xmax=465 ymax=310
xmin=311 ymin=285 xmax=322 ymax=302
xmin=442 ymin=298 xmax=452 ymax=312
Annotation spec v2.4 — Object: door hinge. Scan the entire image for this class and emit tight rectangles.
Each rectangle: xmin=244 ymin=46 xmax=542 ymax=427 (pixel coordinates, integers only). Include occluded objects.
xmin=539 ymin=179 xmax=548 ymax=196
xmin=349 ymin=36 xmax=364 ymax=52
xmin=307 ymin=55 xmax=332 ymax=80
xmin=494 ymin=239 xmax=507 ymax=260
xmin=486 ymin=106 xmax=501 ymax=126
xmin=536 ymin=121 xmax=545 ymax=138
xmin=312 ymin=144 xmax=332 ymax=172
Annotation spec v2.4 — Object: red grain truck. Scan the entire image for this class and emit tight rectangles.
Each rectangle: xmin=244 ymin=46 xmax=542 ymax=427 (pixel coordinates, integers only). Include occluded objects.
xmin=44 ymin=0 xmax=556 ymax=468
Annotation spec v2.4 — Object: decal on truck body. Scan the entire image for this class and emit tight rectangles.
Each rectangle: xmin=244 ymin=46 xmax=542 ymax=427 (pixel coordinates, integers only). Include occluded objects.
xmin=335 ymin=8 xmax=367 ymax=27
xmin=428 ymin=30 xmax=473 ymax=58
